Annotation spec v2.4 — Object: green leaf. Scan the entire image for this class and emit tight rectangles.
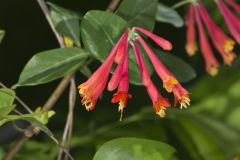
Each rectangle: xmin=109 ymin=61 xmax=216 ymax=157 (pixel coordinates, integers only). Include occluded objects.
xmin=81 ymin=10 xmax=128 ymax=60
xmin=79 ymin=66 xmax=92 ymax=77
xmin=48 ymin=2 xmax=81 ymax=46
xmin=14 ymin=48 xmax=89 ymax=88
xmin=0 ymin=88 xmax=16 ymax=117
xmin=0 ymin=29 xmax=5 ymax=43
xmin=81 ymin=10 xmax=155 ymax=85
xmin=93 ymin=137 xmax=176 ymax=160
xmin=155 ymin=3 xmax=184 ymax=28
xmin=116 ymin=0 xmax=158 ymax=31
xmin=156 ymin=50 xmax=196 ymax=83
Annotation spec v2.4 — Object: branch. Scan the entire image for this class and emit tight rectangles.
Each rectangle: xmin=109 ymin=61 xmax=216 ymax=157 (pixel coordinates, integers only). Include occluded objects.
xmin=107 ymin=0 xmax=121 ymax=12
xmin=36 ymin=0 xmax=65 ymax=48
xmin=57 ymin=77 xmax=76 ymax=160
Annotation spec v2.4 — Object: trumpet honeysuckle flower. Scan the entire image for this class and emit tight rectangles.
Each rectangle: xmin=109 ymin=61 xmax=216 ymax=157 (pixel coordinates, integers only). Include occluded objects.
xmin=198 ymin=2 xmax=236 ymax=65
xmin=173 ymin=84 xmax=190 ymax=109
xmin=185 ymin=1 xmax=237 ymax=76
xmin=137 ymin=35 xmax=179 ymax=93
xmin=216 ymin=0 xmax=240 ymax=44
xmin=78 ymin=26 xmax=191 ymax=119
xmin=185 ymin=5 xmax=198 ymax=56
xmin=111 ymin=46 xmax=132 ymax=121
xmin=132 ymin=41 xmax=171 ymax=117
xmin=136 ymin=35 xmax=190 ymax=109
xmin=78 ymin=30 xmax=129 ymax=111
xmin=225 ymin=0 xmax=240 ymax=12
xmin=194 ymin=5 xmax=220 ymax=76
xmin=133 ymin=27 xmax=172 ymax=51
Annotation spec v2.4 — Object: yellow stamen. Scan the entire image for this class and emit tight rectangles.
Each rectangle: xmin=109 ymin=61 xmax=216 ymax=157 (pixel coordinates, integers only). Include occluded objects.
xmin=156 ymin=107 xmax=166 ymax=118
xmin=163 ymin=76 xmax=179 ymax=93
xmin=180 ymin=95 xmax=190 ymax=109
xmin=208 ymin=67 xmax=218 ymax=76
xmin=64 ymin=36 xmax=74 ymax=47
xmin=186 ymin=44 xmax=197 ymax=56
xmin=223 ymin=39 xmax=235 ymax=52
xmin=118 ymin=100 xmax=125 ymax=122
xmin=224 ymin=52 xmax=236 ymax=66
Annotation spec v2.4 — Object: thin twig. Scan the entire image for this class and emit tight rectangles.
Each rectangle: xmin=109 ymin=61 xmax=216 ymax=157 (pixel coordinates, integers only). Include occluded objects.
xmin=36 ymin=0 xmax=64 ymax=48
xmin=0 ymin=82 xmax=33 ymax=113
xmin=106 ymin=0 xmax=121 ymax=12
xmin=58 ymin=77 xmax=76 ymax=160
xmin=42 ymin=74 xmax=73 ymax=111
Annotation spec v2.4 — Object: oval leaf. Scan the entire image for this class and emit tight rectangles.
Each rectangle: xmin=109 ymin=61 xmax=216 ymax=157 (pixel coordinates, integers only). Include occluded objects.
xmin=156 ymin=50 xmax=196 ymax=83
xmin=116 ymin=0 xmax=158 ymax=31
xmin=14 ymin=48 xmax=89 ymax=87
xmin=156 ymin=3 xmax=184 ymax=28
xmin=93 ymin=137 xmax=176 ymax=160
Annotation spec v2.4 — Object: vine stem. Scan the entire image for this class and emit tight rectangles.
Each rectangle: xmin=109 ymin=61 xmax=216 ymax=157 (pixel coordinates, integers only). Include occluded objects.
xmin=36 ymin=0 xmax=64 ymax=48
xmin=3 ymin=0 xmax=122 ymax=159
xmin=106 ymin=0 xmax=121 ymax=12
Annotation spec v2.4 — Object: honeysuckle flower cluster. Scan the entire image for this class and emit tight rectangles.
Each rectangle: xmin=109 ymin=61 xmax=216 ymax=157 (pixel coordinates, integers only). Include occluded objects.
xmin=78 ymin=27 xmax=190 ymax=120
xmin=185 ymin=0 xmax=239 ymax=76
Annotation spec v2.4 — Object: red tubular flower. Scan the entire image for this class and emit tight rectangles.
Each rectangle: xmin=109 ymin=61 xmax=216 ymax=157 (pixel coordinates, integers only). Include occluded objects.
xmin=111 ymin=37 xmax=132 ymax=121
xmin=173 ymin=84 xmax=190 ymax=109
xmin=198 ymin=2 xmax=236 ymax=65
xmin=225 ymin=0 xmax=240 ymax=12
xmin=78 ymin=26 xmax=191 ymax=119
xmin=194 ymin=5 xmax=220 ymax=76
xmin=133 ymin=27 xmax=172 ymax=51
xmin=132 ymin=41 xmax=170 ymax=117
xmin=185 ymin=5 xmax=198 ymax=56
xmin=136 ymin=35 xmax=178 ymax=93
xmin=217 ymin=0 xmax=240 ymax=44
xmin=136 ymin=34 xmax=190 ymax=109
xmin=78 ymin=30 xmax=129 ymax=111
